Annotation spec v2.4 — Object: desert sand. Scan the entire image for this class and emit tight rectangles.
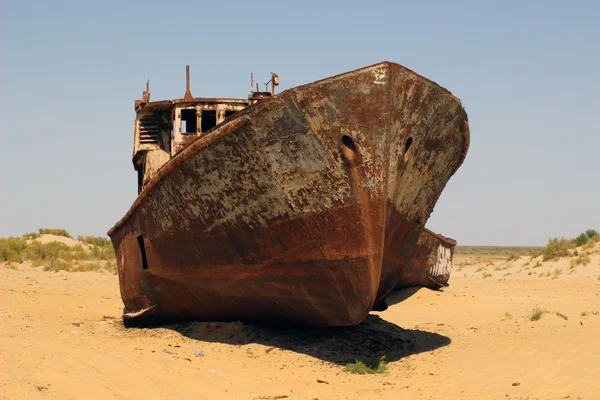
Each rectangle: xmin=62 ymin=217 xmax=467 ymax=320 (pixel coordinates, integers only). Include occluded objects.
xmin=2 ymin=242 xmax=600 ymax=400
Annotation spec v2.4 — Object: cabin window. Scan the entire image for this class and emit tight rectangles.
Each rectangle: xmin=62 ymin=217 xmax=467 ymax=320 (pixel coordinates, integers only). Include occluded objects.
xmin=201 ymin=110 xmax=217 ymax=132
xmin=137 ymin=235 xmax=149 ymax=270
xmin=181 ymin=109 xmax=197 ymax=134
xmin=224 ymin=110 xmax=236 ymax=119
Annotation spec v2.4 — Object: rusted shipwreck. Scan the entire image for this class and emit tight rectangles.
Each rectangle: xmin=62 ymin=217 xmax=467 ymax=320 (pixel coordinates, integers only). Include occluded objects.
xmin=108 ymin=62 xmax=469 ymax=326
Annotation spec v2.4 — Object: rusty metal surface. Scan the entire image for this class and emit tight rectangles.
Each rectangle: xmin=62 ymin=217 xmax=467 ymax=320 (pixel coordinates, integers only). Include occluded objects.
xmin=135 ymin=98 xmax=249 ymax=114
xmin=393 ymin=228 xmax=456 ymax=290
xmin=108 ymin=61 xmax=470 ymax=326
xmin=183 ymin=65 xmax=193 ymax=101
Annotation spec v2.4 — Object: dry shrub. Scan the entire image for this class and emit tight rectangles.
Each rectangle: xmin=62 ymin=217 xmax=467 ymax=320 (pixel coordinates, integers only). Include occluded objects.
xmin=44 ymin=258 xmax=72 ymax=272
xmin=38 ymin=228 xmax=72 ymax=238
xmin=542 ymin=238 xmax=573 ymax=261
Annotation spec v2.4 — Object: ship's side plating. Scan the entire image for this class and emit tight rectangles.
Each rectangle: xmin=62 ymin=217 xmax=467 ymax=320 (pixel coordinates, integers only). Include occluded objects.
xmin=108 ymin=62 xmax=469 ymax=326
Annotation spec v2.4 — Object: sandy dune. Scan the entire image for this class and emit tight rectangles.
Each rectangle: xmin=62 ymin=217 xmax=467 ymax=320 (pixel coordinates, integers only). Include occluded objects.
xmin=1 ymin=244 xmax=599 ymax=399
xmin=30 ymin=234 xmax=92 ymax=250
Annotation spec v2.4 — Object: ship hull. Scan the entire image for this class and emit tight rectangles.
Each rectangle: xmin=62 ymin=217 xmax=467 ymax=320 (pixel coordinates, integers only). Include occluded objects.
xmin=393 ymin=228 xmax=456 ymax=290
xmin=108 ymin=62 xmax=469 ymax=326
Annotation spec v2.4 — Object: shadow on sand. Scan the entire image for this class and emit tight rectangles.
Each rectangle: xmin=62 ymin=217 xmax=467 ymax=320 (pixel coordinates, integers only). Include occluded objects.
xmin=155 ymin=311 xmax=450 ymax=365
xmin=385 ymin=286 xmax=438 ymax=307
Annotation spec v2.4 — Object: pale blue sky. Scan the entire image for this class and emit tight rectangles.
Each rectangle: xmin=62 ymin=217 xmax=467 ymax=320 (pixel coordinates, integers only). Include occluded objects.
xmin=1 ymin=0 xmax=598 ymax=245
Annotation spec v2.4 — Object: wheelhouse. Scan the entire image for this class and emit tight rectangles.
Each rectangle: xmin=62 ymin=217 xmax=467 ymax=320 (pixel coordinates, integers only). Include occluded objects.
xmin=131 ymin=66 xmax=279 ymax=194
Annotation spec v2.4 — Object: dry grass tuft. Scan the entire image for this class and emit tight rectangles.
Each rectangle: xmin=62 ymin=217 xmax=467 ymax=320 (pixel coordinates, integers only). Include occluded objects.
xmin=530 ymin=307 xmax=546 ymax=321
xmin=570 ymin=253 xmax=591 ymax=268
xmin=528 ymin=307 xmax=569 ymax=322
xmin=554 ymin=311 xmax=568 ymax=320
xmin=506 ymin=253 xmax=520 ymax=262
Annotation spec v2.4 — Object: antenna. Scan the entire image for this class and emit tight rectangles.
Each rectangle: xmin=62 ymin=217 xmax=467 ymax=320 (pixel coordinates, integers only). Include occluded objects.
xmin=183 ymin=65 xmax=193 ymax=101
xmin=141 ymin=79 xmax=151 ymax=103
xmin=264 ymin=72 xmax=280 ymax=95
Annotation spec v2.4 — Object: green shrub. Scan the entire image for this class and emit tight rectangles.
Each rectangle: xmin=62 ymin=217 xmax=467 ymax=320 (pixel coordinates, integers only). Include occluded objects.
xmin=0 ymin=237 xmax=90 ymax=265
xmin=0 ymin=237 xmax=27 ymax=263
xmin=31 ymin=259 xmax=44 ymax=267
xmin=573 ymin=233 xmax=588 ymax=247
xmin=570 ymin=253 xmax=591 ymax=268
xmin=105 ymin=260 xmax=117 ymax=273
xmin=529 ymin=250 xmax=542 ymax=258
xmin=58 ymin=249 xmax=73 ymax=261
xmin=554 ymin=311 xmax=568 ymax=320
xmin=24 ymin=241 xmax=71 ymax=262
xmin=552 ymin=268 xmax=562 ymax=277
xmin=38 ymin=228 xmax=72 ymax=238
xmin=1 ymin=233 xmax=117 ymax=271
xmin=344 ymin=357 xmax=387 ymax=374
xmin=542 ymin=238 xmax=573 ymax=261
xmin=72 ymin=261 xmax=103 ymax=272
xmin=506 ymin=253 xmax=520 ymax=262
xmin=77 ymin=235 xmax=111 ymax=247
xmin=581 ymin=311 xmax=600 ymax=317
xmin=71 ymin=245 xmax=90 ymax=260
xmin=530 ymin=306 xmax=546 ymax=321
xmin=44 ymin=258 xmax=72 ymax=272
xmin=22 ymin=232 xmax=40 ymax=240
xmin=572 ymin=229 xmax=599 ymax=247
xmin=585 ymin=229 xmax=599 ymax=240
xmin=90 ymin=243 xmax=115 ymax=260
xmin=56 ymin=245 xmax=90 ymax=262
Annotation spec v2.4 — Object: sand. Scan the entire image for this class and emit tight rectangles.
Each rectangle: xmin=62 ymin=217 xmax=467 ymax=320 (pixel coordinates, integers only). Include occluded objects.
xmin=1 ymin=244 xmax=600 ymax=400
xmin=31 ymin=234 xmax=91 ymax=250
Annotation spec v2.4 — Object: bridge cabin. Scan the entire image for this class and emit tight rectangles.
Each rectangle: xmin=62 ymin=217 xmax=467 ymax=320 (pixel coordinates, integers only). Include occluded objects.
xmin=131 ymin=66 xmax=276 ymax=194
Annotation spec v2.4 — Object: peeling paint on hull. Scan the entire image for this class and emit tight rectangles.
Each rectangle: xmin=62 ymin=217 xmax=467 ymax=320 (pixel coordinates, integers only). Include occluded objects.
xmin=108 ymin=62 xmax=470 ymax=326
